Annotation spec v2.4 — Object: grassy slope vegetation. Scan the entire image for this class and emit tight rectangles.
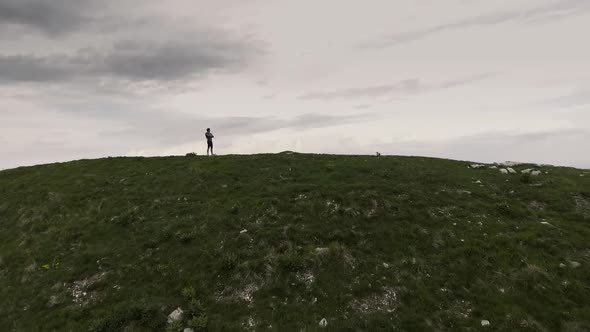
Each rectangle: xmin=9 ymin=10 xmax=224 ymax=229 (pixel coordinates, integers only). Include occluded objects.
xmin=0 ymin=153 xmax=589 ymax=331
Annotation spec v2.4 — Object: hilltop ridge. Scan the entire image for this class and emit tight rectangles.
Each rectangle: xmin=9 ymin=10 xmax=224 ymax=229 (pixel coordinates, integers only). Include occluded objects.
xmin=0 ymin=154 xmax=589 ymax=331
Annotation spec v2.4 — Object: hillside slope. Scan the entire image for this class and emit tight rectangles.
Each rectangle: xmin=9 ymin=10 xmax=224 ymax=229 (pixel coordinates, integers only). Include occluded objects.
xmin=0 ymin=154 xmax=589 ymax=331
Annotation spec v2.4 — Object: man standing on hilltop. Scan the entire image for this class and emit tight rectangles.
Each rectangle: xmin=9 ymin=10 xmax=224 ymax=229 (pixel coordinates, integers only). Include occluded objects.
xmin=206 ymin=128 xmax=214 ymax=156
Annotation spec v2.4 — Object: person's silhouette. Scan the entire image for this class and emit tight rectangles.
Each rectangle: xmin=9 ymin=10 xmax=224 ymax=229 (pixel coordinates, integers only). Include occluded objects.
xmin=205 ymin=128 xmax=214 ymax=156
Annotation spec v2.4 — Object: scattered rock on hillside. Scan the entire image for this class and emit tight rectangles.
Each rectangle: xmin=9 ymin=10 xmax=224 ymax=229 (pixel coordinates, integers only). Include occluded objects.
xmin=296 ymin=271 xmax=315 ymax=286
xmin=69 ymin=272 xmax=108 ymax=307
xmin=489 ymin=166 xmax=498 ymax=169
xmin=559 ymin=263 xmax=567 ymax=268
xmin=573 ymin=196 xmax=590 ymax=218
xmin=184 ymin=328 xmax=194 ymax=332
xmin=481 ymin=320 xmax=490 ymax=327
xmin=470 ymin=164 xmax=485 ymax=169
xmin=507 ymin=168 xmax=517 ymax=174
xmin=240 ymin=229 xmax=248 ymax=234
xmin=351 ymin=287 xmax=399 ymax=314
xmin=319 ymin=318 xmax=328 ymax=328
xmin=168 ymin=307 xmax=184 ymax=323
xmin=500 ymin=169 xmax=509 ymax=174
xmin=521 ymin=169 xmax=533 ymax=174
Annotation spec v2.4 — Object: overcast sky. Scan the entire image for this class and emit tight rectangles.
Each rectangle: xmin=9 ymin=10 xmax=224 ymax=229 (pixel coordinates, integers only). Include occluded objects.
xmin=1 ymin=0 xmax=589 ymax=170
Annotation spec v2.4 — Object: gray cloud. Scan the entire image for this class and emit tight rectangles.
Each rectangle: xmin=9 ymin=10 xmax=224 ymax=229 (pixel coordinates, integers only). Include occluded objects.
xmin=542 ymin=90 xmax=590 ymax=109
xmin=0 ymin=54 xmax=74 ymax=82
xmin=299 ymin=79 xmax=420 ymax=100
xmin=0 ymin=38 xmax=261 ymax=84
xmin=363 ymin=0 xmax=590 ymax=48
xmin=0 ymin=0 xmax=91 ymax=35
xmin=299 ymin=73 xmax=494 ymax=101
xmin=100 ymin=111 xmax=376 ymax=146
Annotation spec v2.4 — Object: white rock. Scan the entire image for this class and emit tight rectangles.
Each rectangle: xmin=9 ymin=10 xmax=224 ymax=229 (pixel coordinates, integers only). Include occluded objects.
xmin=474 ymin=180 xmax=482 ymax=184
xmin=383 ymin=263 xmax=390 ymax=268
xmin=168 ymin=307 xmax=184 ymax=323
xmin=531 ymin=170 xmax=542 ymax=176
xmin=502 ymin=161 xmax=523 ymax=167
xmin=500 ymin=169 xmax=509 ymax=174
xmin=521 ymin=169 xmax=533 ymax=174
xmin=569 ymin=261 xmax=581 ymax=268
xmin=481 ymin=320 xmax=490 ymax=326
xmin=184 ymin=329 xmax=194 ymax=332
xmin=240 ymin=229 xmax=248 ymax=234
xmin=315 ymin=247 xmax=329 ymax=254
xmin=507 ymin=168 xmax=517 ymax=174
xmin=559 ymin=263 xmax=567 ymax=268
xmin=470 ymin=164 xmax=485 ymax=169
xmin=489 ymin=166 xmax=498 ymax=169
xmin=319 ymin=318 xmax=328 ymax=328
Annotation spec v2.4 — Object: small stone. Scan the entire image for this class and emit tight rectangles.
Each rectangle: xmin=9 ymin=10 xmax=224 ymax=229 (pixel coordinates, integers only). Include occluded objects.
xmin=559 ymin=263 xmax=567 ymax=268
xmin=470 ymin=164 xmax=485 ymax=169
xmin=521 ymin=169 xmax=533 ymax=174
xmin=569 ymin=261 xmax=581 ymax=268
xmin=500 ymin=169 xmax=509 ymax=174
xmin=168 ymin=307 xmax=184 ymax=323
xmin=507 ymin=167 xmax=517 ymax=174
xmin=184 ymin=328 xmax=194 ymax=332
xmin=481 ymin=320 xmax=490 ymax=326
xmin=51 ymin=282 xmax=64 ymax=291
xmin=315 ymin=247 xmax=329 ymax=254
xmin=319 ymin=318 xmax=328 ymax=328
xmin=489 ymin=166 xmax=498 ymax=169
xmin=47 ymin=295 xmax=63 ymax=308
xmin=531 ymin=170 xmax=542 ymax=176
xmin=24 ymin=263 xmax=37 ymax=273
xmin=383 ymin=262 xmax=389 ymax=268
xmin=240 ymin=229 xmax=248 ymax=234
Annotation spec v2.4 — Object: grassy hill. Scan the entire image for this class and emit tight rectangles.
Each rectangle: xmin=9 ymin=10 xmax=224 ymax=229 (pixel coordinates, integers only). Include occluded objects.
xmin=0 ymin=153 xmax=589 ymax=331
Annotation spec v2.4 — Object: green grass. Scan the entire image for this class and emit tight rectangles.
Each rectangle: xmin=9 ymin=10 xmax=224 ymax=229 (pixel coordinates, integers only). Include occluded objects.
xmin=0 ymin=153 xmax=589 ymax=331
